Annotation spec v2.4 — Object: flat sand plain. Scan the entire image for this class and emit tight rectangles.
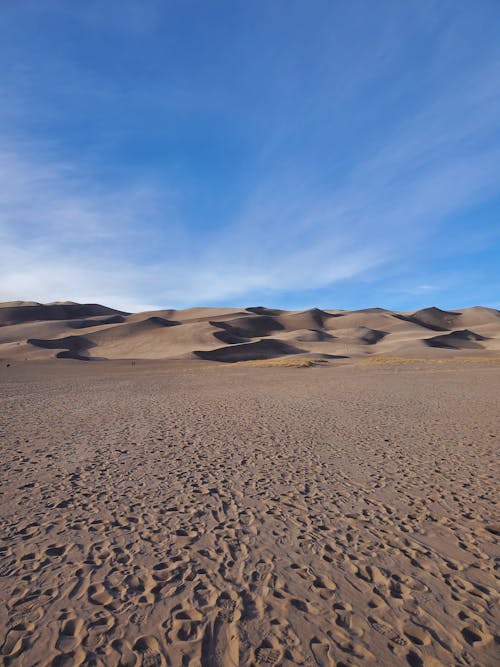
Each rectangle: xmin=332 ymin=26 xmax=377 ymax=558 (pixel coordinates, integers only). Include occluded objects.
xmin=0 ymin=360 xmax=498 ymax=666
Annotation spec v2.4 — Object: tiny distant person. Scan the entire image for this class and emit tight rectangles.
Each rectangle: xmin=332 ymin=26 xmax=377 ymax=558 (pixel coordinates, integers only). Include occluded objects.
xmin=131 ymin=360 xmax=136 ymax=367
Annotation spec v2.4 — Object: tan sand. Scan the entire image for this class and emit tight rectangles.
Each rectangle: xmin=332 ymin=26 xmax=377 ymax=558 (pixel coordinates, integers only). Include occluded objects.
xmin=1 ymin=302 xmax=498 ymax=363
xmin=0 ymin=359 xmax=498 ymax=666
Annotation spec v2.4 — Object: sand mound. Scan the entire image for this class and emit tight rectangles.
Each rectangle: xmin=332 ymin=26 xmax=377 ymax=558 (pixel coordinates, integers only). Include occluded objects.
xmin=194 ymin=339 xmax=305 ymax=362
xmin=211 ymin=315 xmax=284 ymax=338
xmin=286 ymin=329 xmax=335 ymax=343
xmin=84 ymin=320 xmax=242 ymax=360
xmin=277 ymin=308 xmax=334 ymax=331
xmin=408 ymin=306 xmax=461 ymax=331
xmin=0 ymin=302 xmax=127 ymax=326
xmin=213 ymin=330 xmax=248 ymax=345
xmin=455 ymin=306 xmax=500 ymax=327
xmin=27 ymin=335 xmax=94 ymax=360
xmin=26 ymin=317 xmax=179 ymax=360
xmin=0 ymin=320 xmax=78 ymax=345
xmin=169 ymin=307 xmax=247 ymax=323
xmin=424 ymin=329 xmax=488 ymax=349
xmin=324 ymin=310 xmax=418 ymax=334
xmin=327 ymin=326 xmax=388 ymax=345
xmin=0 ymin=300 xmax=42 ymax=307
xmin=96 ymin=316 xmax=179 ymax=337
xmin=246 ymin=306 xmax=285 ymax=316
xmin=122 ymin=309 xmax=176 ymax=322
xmin=68 ymin=314 xmax=126 ymax=329
xmin=353 ymin=307 xmax=389 ymax=313
xmin=357 ymin=327 xmax=388 ymax=344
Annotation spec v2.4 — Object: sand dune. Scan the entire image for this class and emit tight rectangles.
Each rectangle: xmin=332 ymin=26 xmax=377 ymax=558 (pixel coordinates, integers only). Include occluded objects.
xmin=281 ymin=328 xmax=335 ymax=343
xmin=246 ymin=306 xmax=285 ymax=316
xmin=68 ymin=315 xmax=126 ymax=329
xmin=194 ymin=339 xmax=306 ymax=362
xmin=211 ymin=315 xmax=285 ymax=339
xmin=27 ymin=334 xmax=94 ymax=360
xmin=327 ymin=326 xmax=388 ymax=345
xmin=406 ymin=306 xmax=462 ymax=331
xmin=453 ymin=306 xmax=500 ymax=327
xmin=424 ymin=329 xmax=488 ymax=350
xmin=0 ymin=302 xmax=126 ymax=326
xmin=276 ymin=308 xmax=335 ymax=331
xmin=324 ymin=310 xmax=419 ymax=334
xmin=0 ymin=301 xmax=498 ymax=362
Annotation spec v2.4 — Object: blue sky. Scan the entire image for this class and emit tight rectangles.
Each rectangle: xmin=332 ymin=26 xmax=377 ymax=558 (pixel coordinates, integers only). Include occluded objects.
xmin=1 ymin=0 xmax=499 ymax=312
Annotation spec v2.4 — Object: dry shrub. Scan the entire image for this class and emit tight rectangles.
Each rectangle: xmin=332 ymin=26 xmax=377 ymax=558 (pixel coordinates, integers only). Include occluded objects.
xmin=237 ymin=356 xmax=328 ymax=368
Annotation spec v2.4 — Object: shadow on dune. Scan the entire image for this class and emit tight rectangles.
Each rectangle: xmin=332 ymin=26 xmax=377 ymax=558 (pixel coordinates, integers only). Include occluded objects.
xmin=126 ymin=316 xmax=180 ymax=328
xmin=68 ymin=315 xmax=126 ymax=329
xmin=360 ymin=329 xmax=388 ymax=344
xmin=213 ymin=330 xmax=248 ymax=345
xmin=27 ymin=335 xmax=96 ymax=360
xmin=0 ymin=303 xmax=127 ymax=326
xmin=424 ymin=329 xmax=487 ymax=350
xmin=278 ymin=308 xmax=339 ymax=330
xmin=246 ymin=306 xmax=285 ymax=316
xmin=210 ymin=316 xmax=284 ymax=339
xmin=294 ymin=329 xmax=336 ymax=342
xmin=391 ymin=313 xmax=445 ymax=332
xmin=403 ymin=307 xmax=462 ymax=332
xmin=194 ymin=339 xmax=306 ymax=362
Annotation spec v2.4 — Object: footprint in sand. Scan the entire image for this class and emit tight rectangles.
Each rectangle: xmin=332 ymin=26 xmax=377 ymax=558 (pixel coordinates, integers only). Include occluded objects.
xmin=310 ymin=636 xmax=334 ymax=666
xmin=217 ymin=596 xmax=238 ymax=623
xmin=88 ymin=583 xmax=114 ymax=606
xmin=1 ymin=628 xmax=26 ymax=657
xmin=403 ymin=624 xmax=431 ymax=647
xmin=9 ymin=602 xmax=43 ymax=626
xmin=50 ymin=647 xmax=87 ymax=666
xmin=55 ymin=616 xmax=85 ymax=652
xmin=84 ymin=609 xmax=115 ymax=650
xmin=461 ymin=624 xmax=493 ymax=646
xmin=111 ymin=638 xmax=136 ymax=667
xmin=255 ymin=639 xmax=281 ymax=666
xmin=133 ymin=636 xmax=166 ymax=666
xmin=368 ymin=616 xmax=407 ymax=646
xmin=170 ymin=607 xmax=205 ymax=643
xmin=239 ymin=510 xmax=255 ymax=527
xmin=201 ymin=594 xmax=239 ymax=667
xmin=252 ymin=559 xmax=273 ymax=585
xmin=0 ymin=562 xmax=16 ymax=577
xmin=9 ymin=589 xmax=53 ymax=626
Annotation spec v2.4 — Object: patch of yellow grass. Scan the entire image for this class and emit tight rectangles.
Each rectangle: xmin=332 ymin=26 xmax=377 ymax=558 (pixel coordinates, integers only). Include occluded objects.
xmin=237 ymin=356 xmax=329 ymax=368
xmin=361 ymin=357 xmax=422 ymax=364
xmin=361 ymin=356 xmax=500 ymax=365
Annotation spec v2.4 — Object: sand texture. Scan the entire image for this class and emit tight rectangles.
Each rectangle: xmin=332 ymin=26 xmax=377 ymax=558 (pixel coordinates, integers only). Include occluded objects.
xmin=0 ymin=360 xmax=498 ymax=666
xmin=0 ymin=302 xmax=499 ymax=363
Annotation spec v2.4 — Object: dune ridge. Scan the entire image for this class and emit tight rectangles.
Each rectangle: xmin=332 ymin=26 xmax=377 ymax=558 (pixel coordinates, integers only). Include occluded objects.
xmin=0 ymin=301 xmax=498 ymax=363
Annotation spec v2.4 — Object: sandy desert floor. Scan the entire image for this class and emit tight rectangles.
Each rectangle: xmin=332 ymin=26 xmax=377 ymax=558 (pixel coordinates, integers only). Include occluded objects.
xmin=0 ymin=360 xmax=498 ymax=666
